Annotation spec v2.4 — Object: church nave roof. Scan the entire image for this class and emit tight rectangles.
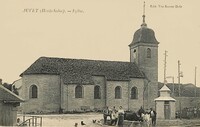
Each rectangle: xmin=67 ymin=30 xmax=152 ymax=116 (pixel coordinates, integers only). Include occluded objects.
xmin=21 ymin=57 xmax=145 ymax=84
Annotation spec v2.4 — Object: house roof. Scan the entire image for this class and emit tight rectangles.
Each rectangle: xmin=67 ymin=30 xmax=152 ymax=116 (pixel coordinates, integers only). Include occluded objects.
xmin=21 ymin=57 xmax=145 ymax=84
xmin=0 ymin=85 xmax=24 ymax=102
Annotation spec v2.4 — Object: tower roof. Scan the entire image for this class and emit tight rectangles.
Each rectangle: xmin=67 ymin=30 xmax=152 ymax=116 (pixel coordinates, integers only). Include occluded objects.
xmin=129 ymin=27 xmax=159 ymax=46
xmin=129 ymin=2 xmax=159 ymax=46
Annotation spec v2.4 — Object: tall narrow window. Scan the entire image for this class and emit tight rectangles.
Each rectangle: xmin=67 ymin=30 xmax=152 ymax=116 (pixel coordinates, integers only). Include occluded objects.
xmin=131 ymin=87 xmax=138 ymax=99
xmin=75 ymin=85 xmax=83 ymax=98
xmin=147 ymin=48 xmax=151 ymax=58
xmin=115 ymin=86 xmax=122 ymax=99
xmin=94 ymin=85 xmax=101 ymax=99
xmin=133 ymin=49 xmax=137 ymax=59
xmin=29 ymin=85 xmax=38 ymax=98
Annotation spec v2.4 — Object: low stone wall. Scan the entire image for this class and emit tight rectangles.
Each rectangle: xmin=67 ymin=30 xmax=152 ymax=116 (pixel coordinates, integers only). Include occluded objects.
xmin=174 ymin=97 xmax=200 ymax=110
xmin=157 ymin=119 xmax=200 ymax=126
xmin=123 ymin=119 xmax=200 ymax=127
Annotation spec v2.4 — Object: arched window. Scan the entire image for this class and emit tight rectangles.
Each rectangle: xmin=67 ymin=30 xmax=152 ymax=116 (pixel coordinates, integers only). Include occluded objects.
xmin=133 ymin=49 xmax=137 ymax=58
xmin=147 ymin=48 xmax=151 ymax=58
xmin=94 ymin=85 xmax=101 ymax=99
xmin=29 ymin=85 xmax=38 ymax=98
xmin=75 ymin=85 xmax=83 ymax=98
xmin=131 ymin=87 xmax=138 ymax=99
xmin=115 ymin=86 xmax=122 ymax=99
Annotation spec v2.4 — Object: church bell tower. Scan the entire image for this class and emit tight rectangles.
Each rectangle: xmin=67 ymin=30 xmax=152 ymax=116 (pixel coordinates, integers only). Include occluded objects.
xmin=129 ymin=2 xmax=159 ymax=109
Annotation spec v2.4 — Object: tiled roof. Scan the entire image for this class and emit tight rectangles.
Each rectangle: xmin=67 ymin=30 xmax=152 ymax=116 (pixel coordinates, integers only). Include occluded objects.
xmin=0 ymin=85 xmax=24 ymax=102
xmin=129 ymin=26 xmax=159 ymax=46
xmin=159 ymin=85 xmax=171 ymax=91
xmin=21 ymin=57 xmax=144 ymax=84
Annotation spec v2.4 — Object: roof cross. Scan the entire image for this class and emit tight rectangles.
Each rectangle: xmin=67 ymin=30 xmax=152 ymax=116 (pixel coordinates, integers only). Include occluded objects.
xmin=141 ymin=1 xmax=147 ymax=27
xmin=143 ymin=1 xmax=146 ymax=23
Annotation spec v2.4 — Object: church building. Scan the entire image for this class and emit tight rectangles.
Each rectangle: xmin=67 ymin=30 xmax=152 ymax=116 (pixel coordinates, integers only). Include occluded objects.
xmin=19 ymin=10 xmax=159 ymax=113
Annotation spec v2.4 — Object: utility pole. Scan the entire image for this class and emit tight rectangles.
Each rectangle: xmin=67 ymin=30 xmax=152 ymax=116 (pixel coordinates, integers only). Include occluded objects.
xmin=178 ymin=60 xmax=181 ymax=97
xmin=164 ymin=51 xmax=168 ymax=85
xmin=164 ymin=51 xmax=175 ymax=96
xmin=178 ymin=60 xmax=183 ymax=119
xmin=172 ymin=76 xmax=174 ymax=96
xmin=166 ymin=76 xmax=174 ymax=96
xmin=195 ymin=66 xmax=197 ymax=107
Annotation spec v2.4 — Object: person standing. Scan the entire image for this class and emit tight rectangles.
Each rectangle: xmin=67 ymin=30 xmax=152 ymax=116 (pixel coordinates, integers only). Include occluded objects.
xmin=103 ymin=106 xmax=110 ymax=125
xmin=16 ymin=118 xmax=22 ymax=126
xmin=118 ymin=106 xmax=125 ymax=127
xmin=110 ymin=106 xmax=118 ymax=126
xmin=142 ymin=112 xmax=151 ymax=127
xmin=149 ymin=108 xmax=157 ymax=126
xmin=138 ymin=106 xmax=145 ymax=118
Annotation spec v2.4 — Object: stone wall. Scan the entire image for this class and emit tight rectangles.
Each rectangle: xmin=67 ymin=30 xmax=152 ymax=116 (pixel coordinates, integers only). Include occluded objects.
xmin=62 ymin=76 xmax=106 ymax=112
xmin=92 ymin=76 xmax=106 ymax=110
xmin=106 ymin=78 xmax=144 ymax=111
xmin=21 ymin=74 xmax=61 ymax=113
xmin=63 ymin=84 xmax=94 ymax=112
xmin=106 ymin=81 xmax=129 ymax=110
xmin=62 ymin=77 xmax=144 ymax=112
xmin=156 ymin=101 xmax=176 ymax=119
xmin=171 ymin=102 xmax=176 ymax=119
xmin=131 ymin=44 xmax=158 ymax=110
xmin=21 ymin=75 xmax=145 ymax=113
xmin=156 ymin=101 xmax=164 ymax=119
xmin=129 ymin=78 xmax=144 ymax=112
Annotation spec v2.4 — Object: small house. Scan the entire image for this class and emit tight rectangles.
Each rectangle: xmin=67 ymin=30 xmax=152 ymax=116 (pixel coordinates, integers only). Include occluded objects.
xmin=0 ymin=85 xmax=24 ymax=126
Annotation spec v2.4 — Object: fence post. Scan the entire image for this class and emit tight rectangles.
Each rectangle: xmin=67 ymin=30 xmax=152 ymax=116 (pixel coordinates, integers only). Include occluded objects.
xmin=32 ymin=116 xmax=34 ymax=126
xmin=29 ymin=119 xmax=30 ymax=126
xmin=35 ymin=117 xmax=37 ymax=126
xmin=40 ymin=117 xmax=42 ymax=127
xmin=23 ymin=115 xmax=25 ymax=123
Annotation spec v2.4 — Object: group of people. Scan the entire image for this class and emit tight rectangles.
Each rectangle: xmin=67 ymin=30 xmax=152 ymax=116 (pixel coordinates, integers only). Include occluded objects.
xmin=138 ymin=107 xmax=157 ymax=126
xmin=103 ymin=106 xmax=157 ymax=127
xmin=103 ymin=106 xmax=125 ymax=126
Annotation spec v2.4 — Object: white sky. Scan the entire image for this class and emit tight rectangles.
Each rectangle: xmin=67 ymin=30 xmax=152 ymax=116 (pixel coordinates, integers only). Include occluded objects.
xmin=0 ymin=0 xmax=200 ymax=86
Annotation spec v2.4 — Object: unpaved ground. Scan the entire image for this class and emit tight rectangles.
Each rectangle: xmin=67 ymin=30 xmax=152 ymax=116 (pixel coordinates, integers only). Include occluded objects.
xmin=17 ymin=113 xmax=200 ymax=127
xmin=18 ymin=113 xmax=103 ymax=127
